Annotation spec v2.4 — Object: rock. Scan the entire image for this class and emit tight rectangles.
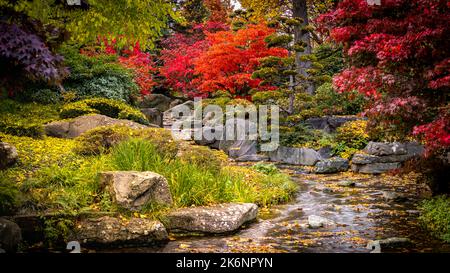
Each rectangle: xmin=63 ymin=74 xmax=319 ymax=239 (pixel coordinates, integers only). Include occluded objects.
xmin=269 ymin=146 xmax=320 ymax=166
xmin=193 ymin=125 xmax=224 ymax=146
xmin=351 ymin=142 xmax=425 ymax=174
xmin=0 ymin=142 xmax=18 ymax=170
xmin=305 ymin=116 xmax=363 ymax=133
xmin=45 ymin=114 xmax=148 ymax=139
xmin=138 ymin=94 xmax=172 ymax=112
xmin=166 ymin=100 xmax=195 ymax=115
xmin=307 ymin=215 xmax=336 ymax=229
xmin=141 ymin=108 xmax=163 ymax=127
xmin=235 ymin=154 xmax=269 ymax=162
xmin=314 ymin=157 xmax=349 ymax=174
xmin=75 ymin=216 xmax=168 ymax=246
xmin=169 ymin=99 xmax=184 ymax=109
xmin=100 ymin=171 xmax=173 ymax=211
xmin=364 ymin=142 xmax=408 ymax=156
xmin=367 ymin=237 xmax=412 ymax=251
xmin=166 ymin=203 xmax=258 ymax=234
xmin=317 ymin=146 xmax=333 ymax=159
xmin=351 ymin=162 xmax=402 ymax=174
xmin=0 ymin=218 xmax=22 ymax=253
xmin=222 ymin=140 xmax=258 ymax=159
xmin=382 ymin=191 xmax=407 ymax=202
xmin=337 ymin=180 xmax=356 ymax=187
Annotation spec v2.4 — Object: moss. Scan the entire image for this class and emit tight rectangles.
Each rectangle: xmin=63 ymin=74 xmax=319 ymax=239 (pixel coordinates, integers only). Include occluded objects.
xmin=419 ymin=196 xmax=450 ymax=243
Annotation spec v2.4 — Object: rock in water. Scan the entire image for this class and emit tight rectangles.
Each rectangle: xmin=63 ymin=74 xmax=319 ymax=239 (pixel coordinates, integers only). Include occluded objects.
xmin=44 ymin=114 xmax=149 ymax=138
xmin=337 ymin=180 xmax=356 ymax=187
xmin=0 ymin=142 xmax=18 ymax=170
xmin=0 ymin=218 xmax=22 ymax=253
xmin=166 ymin=203 xmax=258 ymax=234
xmin=307 ymin=215 xmax=336 ymax=229
xmin=75 ymin=216 xmax=168 ymax=246
xmin=382 ymin=191 xmax=407 ymax=202
xmin=315 ymin=157 xmax=349 ymax=174
xmin=100 ymin=171 xmax=173 ymax=211
xmin=137 ymin=94 xmax=173 ymax=112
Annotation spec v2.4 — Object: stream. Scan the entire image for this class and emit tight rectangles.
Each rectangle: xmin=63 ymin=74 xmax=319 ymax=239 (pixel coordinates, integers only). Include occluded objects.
xmin=101 ymin=168 xmax=450 ymax=253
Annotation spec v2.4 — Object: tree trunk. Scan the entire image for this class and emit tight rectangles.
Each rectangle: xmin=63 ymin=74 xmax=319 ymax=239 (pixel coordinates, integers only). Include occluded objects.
xmin=292 ymin=0 xmax=314 ymax=95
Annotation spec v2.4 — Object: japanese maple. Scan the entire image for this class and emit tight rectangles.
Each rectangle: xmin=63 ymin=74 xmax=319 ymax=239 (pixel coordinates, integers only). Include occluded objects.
xmin=317 ymin=0 xmax=450 ymax=155
xmin=192 ymin=23 xmax=288 ymax=97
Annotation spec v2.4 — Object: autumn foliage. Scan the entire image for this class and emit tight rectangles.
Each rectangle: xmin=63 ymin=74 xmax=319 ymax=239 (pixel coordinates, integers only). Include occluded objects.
xmin=161 ymin=22 xmax=287 ymax=98
xmin=318 ymin=0 xmax=450 ymax=154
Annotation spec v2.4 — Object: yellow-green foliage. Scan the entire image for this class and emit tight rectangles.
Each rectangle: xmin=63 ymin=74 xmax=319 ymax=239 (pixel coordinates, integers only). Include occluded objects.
xmin=336 ymin=120 xmax=369 ymax=149
xmin=251 ymin=91 xmax=283 ymax=105
xmin=0 ymin=99 xmax=60 ymax=138
xmin=177 ymin=145 xmax=226 ymax=174
xmin=74 ymin=125 xmax=135 ymax=155
xmin=60 ymin=98 xmax=149 ymax=125
xmin=420 ymin=196 xmax=450 ymax=243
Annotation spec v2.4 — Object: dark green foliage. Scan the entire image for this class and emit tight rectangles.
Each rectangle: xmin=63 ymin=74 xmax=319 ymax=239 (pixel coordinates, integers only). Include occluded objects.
xmin=315 ymin=83 xmax=366 ymax=115
xmin=314 ymin=43 xmax=344 ymax=84
xmin=59 ymin=46 xmax=139 ymax=102
xmin=60 ymin=98 xmax=149 ymax=125
xmin=420 ymin=196 xmax=450 ymax=243
xmin=251 ymin=162 xmax=280 ymax=175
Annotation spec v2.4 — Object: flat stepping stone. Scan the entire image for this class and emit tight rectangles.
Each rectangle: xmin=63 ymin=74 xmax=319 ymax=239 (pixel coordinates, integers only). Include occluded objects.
xmin=166 ymin=203 xmax=258 ymax=234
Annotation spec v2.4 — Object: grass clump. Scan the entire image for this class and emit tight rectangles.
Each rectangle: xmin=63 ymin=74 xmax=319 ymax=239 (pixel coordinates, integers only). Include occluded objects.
xmin=110 ymin=138 xmax=297 ymax=208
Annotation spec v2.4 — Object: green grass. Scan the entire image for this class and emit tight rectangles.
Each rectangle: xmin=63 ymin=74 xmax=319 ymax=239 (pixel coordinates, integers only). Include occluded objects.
xmin=110 ymin=138 xmax=297 ymax=208
xmin=419 ymin=195 xmax=450 ymax=243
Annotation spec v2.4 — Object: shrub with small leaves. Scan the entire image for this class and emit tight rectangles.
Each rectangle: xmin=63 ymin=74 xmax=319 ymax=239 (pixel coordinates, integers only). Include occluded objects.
xmin=336 ymin=120 xmax=369 ymax=150
xmin=60 ymin=98 xmax=149 ymax=125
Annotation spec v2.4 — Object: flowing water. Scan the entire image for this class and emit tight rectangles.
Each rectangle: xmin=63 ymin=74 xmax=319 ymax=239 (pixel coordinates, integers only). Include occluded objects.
xmin=102 ymin=168 xmax=450 ymax=253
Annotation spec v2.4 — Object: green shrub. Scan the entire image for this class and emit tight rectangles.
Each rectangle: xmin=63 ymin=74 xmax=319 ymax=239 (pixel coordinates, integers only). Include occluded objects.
xmin=60 ymin=98 xmax=149 ymax=125
xmin=314 ymin=83 xmax=366 ymax=116
xmin=419 ymin=196 xmax=450 ymax=243
xmin=280 ymin=123 xmax=317 ymax=147
xmin=177 ymin=145 xmax=225 ymax=174
xmin=0 ymin=99 xmax=60 ymax=138
xmin=59 ymin=45 xmax=138 ymax=102
xmin=74 ymin=125 xmax=134 ymax=155
xmin=14 ymin=86 xmax=62 ymax=104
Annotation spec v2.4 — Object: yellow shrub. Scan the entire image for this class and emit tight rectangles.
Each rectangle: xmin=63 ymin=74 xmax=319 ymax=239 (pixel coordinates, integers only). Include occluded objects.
xmin=336 ymin=120 xmax=369 ymax=149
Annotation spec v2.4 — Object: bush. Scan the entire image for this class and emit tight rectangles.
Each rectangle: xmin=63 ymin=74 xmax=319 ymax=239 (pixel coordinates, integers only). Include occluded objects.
xmin=336 ymin=120 xmax=369 ymax=150
xmin=74 ymin=125 xmax=135 ymax=155
xmin=75 ymin=126 xmax=179 ymax=157
xmin=60 ymin=98 xmax=149 ymax=125
xmin=0 ymin=99 xmax=60 ymax=138
xmin=177 ymin=145 xmax=225 ymax=174
xmin=419 ymin=196 xmax=450 ymax=243
xmin=14 ymin=86 xmax=62 ymax=104
xmin=59 ymin=45 xmax=139 ymax=102
xmin=280 ymin=123 xmax=318 ymax=147
xmin=314 ymin=83 xmax=366 ymax=116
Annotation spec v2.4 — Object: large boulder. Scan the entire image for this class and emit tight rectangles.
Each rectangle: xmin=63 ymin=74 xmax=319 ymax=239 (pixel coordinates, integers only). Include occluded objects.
xmin=137 ymin=94 xmax=173 ymax=112
xmin=0 ymin=142 xmax=18 ymax=170
xmin=166 ymin=203 xmax=258 ymax=234
xmin=315 ymin=157 xmax=349 ymax=174
xmin=351 ymin=162 xmax=402 ymax=174
xmin=220 ymin=140 xmax=258 ymax=159
xmin=351 ymin=142 xmax=424 ymax=174
xmin=100 ymin=171 xmax=173 ymax=211
xmin=141 ymin=108 xmax=163 ymax=127
xmin=269 ymin=146 xmax=320 ymax=166
xmin=74 ymin=216 xmax=168 ymax=246
xmin=0 ymin=218 xmax=22 ymax=253
xmin=305 ymin=116 xmax=363 ymax=133
xmin=44 ymin=114 xmax=148 ymax=139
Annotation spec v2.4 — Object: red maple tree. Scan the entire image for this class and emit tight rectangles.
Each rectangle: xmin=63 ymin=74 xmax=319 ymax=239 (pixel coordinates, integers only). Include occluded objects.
xmin=192 ymin=23 xmax=288 ymax=97
xmin=318 ymin=0 xmax=450 ymax=155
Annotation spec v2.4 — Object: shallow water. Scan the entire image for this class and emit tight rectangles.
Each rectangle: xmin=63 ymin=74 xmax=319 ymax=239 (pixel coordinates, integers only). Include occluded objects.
xmin=100 ymin=169 xmax=450 ymax=253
